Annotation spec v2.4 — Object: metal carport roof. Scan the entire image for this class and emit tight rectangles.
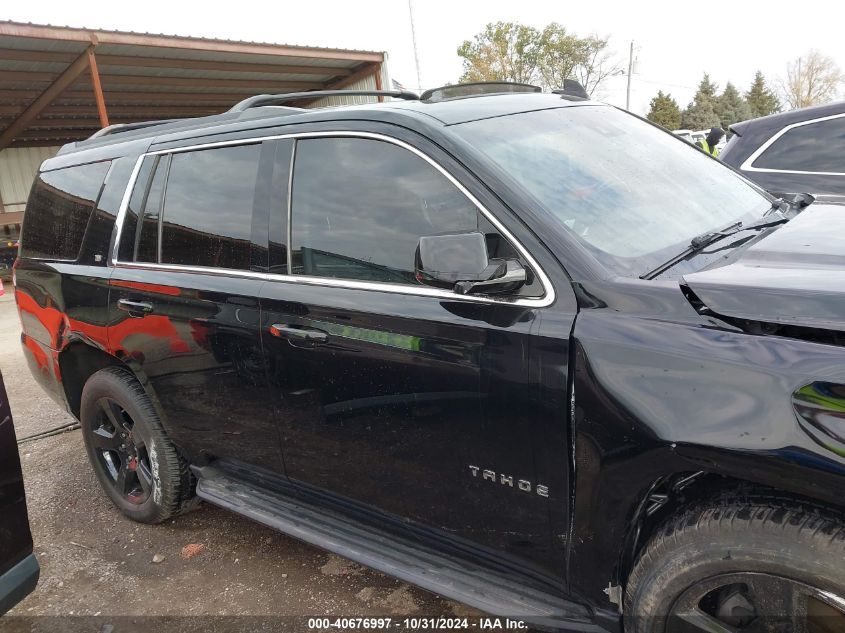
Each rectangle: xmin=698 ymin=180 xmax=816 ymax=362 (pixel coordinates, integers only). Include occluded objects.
xmin=0 ymin=20 xmax=387 ymax=150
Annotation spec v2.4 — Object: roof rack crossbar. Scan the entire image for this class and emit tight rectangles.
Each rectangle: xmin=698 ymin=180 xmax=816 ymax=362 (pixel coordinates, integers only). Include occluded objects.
xmin=420 ymin=82 xmax=541 ymax=103
xmin=229 ymin=90 xmax=419 ymax=112
xmin=88 ymin=119 xmax=180 ymax=140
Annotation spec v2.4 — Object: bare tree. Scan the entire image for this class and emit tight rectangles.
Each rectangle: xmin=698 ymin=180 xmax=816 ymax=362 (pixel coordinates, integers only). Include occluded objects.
xmin=569 ymin=35 xmax=623 ymax=97
xmin=779 ymin=50 xmax=844 ymax=109
xmin=536 ymin=23 xmax=582 ymax=91
xmin=536 ymin=26 xmax=621 ymax=95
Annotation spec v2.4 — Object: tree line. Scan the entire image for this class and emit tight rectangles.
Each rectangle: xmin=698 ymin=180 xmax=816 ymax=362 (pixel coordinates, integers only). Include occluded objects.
xmin=648 ymin=50 xmax=843 ymax=132
xmin=647 ymin=72 xmax=779 ymax=131
xmin=455 ymin=23 xmax=843 ymax=131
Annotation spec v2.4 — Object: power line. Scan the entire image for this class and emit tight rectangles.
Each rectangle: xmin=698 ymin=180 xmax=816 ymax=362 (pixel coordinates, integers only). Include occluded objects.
xmin=634 ymin=77 xmax=697 ymax=90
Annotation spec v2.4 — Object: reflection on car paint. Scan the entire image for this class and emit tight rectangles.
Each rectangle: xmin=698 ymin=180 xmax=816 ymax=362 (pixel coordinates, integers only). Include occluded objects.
xmin=793 ymin=382 xmax=845 ymax=456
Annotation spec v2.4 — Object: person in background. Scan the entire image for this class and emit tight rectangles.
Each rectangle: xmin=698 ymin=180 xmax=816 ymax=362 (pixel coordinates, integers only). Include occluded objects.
xmin=698 ymin=127 xmax=725 ymax=157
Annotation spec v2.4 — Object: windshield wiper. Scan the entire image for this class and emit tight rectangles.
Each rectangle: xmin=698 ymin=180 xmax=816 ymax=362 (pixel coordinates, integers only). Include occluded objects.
xmin=639 ymin=210 xmax=790 ymax=280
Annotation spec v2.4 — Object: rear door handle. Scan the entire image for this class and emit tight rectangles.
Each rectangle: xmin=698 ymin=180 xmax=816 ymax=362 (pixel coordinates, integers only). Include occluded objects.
xmin=269 ymin=324 xmax=328 ymax=344
xmin=117 ymin=299 xmax=154 ymax=317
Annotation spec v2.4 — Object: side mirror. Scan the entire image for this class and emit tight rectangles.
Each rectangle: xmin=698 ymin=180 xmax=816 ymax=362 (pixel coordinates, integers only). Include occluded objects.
xmin=414 ymin=232 xmax=526 ymax=296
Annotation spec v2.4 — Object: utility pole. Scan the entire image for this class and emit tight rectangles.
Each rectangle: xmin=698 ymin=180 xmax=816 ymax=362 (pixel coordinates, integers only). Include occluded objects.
xmin=625 ymin=40 xmax=634 ymax=110
xmin=408 ymin=0 xmax=422 ymax=91
xmin=797 ymin=56 xmax=803 ymax=107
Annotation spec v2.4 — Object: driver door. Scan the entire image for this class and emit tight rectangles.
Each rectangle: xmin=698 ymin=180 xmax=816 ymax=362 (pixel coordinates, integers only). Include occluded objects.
xmin=259 ymin=133 xmax=568 ymax=579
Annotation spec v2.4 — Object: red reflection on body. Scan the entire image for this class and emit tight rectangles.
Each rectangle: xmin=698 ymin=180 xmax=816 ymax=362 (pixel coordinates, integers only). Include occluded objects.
xmin=110 ymin=279 xmax=181 ymax=297
xmin=17 ymin=290 xmax=191 ymax=358
xmin=23 ymin=334 xmax=48 ymax=372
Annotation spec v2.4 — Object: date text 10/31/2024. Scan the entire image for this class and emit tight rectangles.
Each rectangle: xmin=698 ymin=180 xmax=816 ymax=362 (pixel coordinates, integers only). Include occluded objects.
xmin=307 ymin=617 xmax=529 ymax=630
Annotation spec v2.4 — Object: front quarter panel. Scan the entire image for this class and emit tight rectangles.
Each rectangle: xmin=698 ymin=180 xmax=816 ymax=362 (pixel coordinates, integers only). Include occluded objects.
xmin=565 ymin=278 xmax=845 ymax=606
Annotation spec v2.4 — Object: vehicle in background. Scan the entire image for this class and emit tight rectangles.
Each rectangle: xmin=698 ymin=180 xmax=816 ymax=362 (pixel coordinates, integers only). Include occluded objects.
xmin=672 ymin=129 xmax=695 ymax=143
xmin=721 ymin=101 xmax=845 ymax=198
xmin=14 ymin=83 xmax=845 ymax=632
xmin=673 ymin=129 xmax=726 ymax=152
xmin=0 ymin=371 xmax=39 ymax=614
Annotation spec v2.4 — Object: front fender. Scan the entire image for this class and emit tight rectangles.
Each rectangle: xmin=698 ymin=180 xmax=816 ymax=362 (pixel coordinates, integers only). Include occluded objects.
xmin=566 ymin=282 xmax=845 ymax=607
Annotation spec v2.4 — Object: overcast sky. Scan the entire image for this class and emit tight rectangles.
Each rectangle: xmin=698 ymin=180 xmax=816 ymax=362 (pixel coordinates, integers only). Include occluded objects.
xmin=6 ymin=0 xmax=845 ymax=115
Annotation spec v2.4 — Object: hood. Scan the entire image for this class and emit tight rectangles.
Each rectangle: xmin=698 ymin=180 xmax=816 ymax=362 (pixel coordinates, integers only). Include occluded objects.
xmin=682 ymin=204 xmax=845 ymax=331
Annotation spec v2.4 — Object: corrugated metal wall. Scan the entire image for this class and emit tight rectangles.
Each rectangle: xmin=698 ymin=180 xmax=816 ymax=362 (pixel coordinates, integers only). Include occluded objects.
xmin=308 ymin=61 xmax=392 ymax=108
xmin=0 ymin=146 xmax=59 ymax=213
xmin=0 ymin=60 xmax=389 ymax=218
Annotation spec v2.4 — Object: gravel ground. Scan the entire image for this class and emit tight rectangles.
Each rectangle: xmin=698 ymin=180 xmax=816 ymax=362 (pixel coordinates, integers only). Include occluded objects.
xmin=0 ymin=290 xmax=501 ymax=632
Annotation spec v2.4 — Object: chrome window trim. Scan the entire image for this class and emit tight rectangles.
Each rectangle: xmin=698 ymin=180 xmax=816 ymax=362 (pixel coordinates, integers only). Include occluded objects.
xmin=110 ymin=261 xmax=269 ymax=281
xmin=109 ymin=130 xmax=556 ymax=309
xmin=156 ymin=154 xmax=172 ymax=264
xmin=285 ymin=139 xmax=296 ymax=274
xmin=108 ymin=261 xmax=545 ymax=305
xmin=110 ymin=154 xmax=146 ymax=264
xmin=740 ymin=111 xmax=845 ymax=176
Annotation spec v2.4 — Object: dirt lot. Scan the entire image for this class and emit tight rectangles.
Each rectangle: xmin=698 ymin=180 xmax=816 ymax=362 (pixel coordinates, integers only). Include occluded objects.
xmin=0 ymin=290 xmax=496 ymax=632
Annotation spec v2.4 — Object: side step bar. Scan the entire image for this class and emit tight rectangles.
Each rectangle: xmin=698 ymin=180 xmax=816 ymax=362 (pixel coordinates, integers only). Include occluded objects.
xmin=194 ymin=462 xmax=599 ymax=632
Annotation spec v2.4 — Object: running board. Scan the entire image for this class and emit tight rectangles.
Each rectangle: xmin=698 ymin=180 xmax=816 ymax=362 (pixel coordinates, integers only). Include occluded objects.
xmin=194 ymin=462 xmax=599 ymax=632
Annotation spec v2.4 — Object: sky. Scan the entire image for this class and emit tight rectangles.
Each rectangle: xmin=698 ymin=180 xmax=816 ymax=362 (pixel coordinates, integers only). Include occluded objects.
xmin=5 ymin=0 xmax=845 ymax=115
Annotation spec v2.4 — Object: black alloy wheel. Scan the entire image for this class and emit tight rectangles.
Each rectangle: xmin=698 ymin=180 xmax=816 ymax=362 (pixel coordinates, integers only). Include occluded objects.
xmin=667 ymin=572 xmax=845 ymax=633
xmin=89 ymin=397 xmax=154 ymax=505
xmin=625 ymin=502 xmax=845 ymax=633
xmin=80 ymin=367 xmax=195 ymax=523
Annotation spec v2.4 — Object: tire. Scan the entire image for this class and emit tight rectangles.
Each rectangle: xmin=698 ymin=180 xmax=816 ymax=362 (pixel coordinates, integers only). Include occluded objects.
xmin=625 ymin=501 xmax=845 ymax=632
xmin=80 ymin=367 xmax=196 ymax=523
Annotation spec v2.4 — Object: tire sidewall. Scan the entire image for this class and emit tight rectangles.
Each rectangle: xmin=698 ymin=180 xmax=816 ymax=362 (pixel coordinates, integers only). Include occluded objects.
xmin=627 ymin=512 xmax=845 ymax=633
xmin=80 ymin=369 xmax=168 ymax=523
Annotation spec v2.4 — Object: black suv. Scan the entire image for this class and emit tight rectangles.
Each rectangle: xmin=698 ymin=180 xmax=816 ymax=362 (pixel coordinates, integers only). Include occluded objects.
xmin=14 ymin=84 xmax=845 ymax=632
xmin=720 ymin=100 xmax=845 ymax=199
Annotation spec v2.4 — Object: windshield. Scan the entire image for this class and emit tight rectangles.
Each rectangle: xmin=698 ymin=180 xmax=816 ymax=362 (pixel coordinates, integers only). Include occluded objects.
xmin=452 ymin=105 xmax=772 ymax=276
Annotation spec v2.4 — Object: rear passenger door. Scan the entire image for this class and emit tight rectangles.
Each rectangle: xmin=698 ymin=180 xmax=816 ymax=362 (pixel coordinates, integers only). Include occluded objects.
xmin=108 ymin=141 xmax=283 ymax=472
xmin=260 ymin=133 xmax=567 ymax=579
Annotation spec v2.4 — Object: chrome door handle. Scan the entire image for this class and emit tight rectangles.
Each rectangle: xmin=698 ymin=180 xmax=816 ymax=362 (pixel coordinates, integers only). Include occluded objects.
xmin=117 ymin=299 xmax=154 ymax=316
xmin=269 ymin=324 xmax=328 ymax=343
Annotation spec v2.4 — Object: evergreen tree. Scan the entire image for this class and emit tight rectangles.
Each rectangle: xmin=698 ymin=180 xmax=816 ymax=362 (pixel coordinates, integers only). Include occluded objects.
xmin=695 ymin=73 xmax=719 ymax=101
xmin=745 ymin=71 xmax=781 ymax=118
xmin=646 ymin=90 xmax=681 ymax=129
xmin=681 ymin=73 xmax=721 ymax=130
xmin=714 ymin=82 xmax=752 ymax=130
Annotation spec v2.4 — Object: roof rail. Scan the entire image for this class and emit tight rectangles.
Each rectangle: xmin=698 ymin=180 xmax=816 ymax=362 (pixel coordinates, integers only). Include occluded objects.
xmin=88 ymin=119 xmax=180 ymax=140
xmin=229 ymin=90 xmax=419 ymax=112
xmin=552 ymin=79 xmax=589 ymax=101
xmin=421 ymin=82 xmax=541 ymax=103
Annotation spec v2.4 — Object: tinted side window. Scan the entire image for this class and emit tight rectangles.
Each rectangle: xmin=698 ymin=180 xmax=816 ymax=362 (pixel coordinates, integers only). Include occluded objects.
xmin=21 ymin=161 xmax=111 ymax=260
xmin=118 ymin=156 xmax=155 ymax=262
xmin=160 ymin=144 xmax=260 ymax=270
xmin=290 ymin=138 xmax=479 ymax=284
xmin=134 ymin=155 xmax=169 ymax=263
xmin=754 ymin=116 xmax=845 ymax=172
xmin=79 ymin=156 xmax=137 ymax=265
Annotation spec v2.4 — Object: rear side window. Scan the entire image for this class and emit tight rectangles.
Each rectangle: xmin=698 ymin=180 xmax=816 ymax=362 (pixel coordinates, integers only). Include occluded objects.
xmin=134 ymin=155 xmax=169 ymax=263
xmin=21 ymin=161 xmax=111 ymax=260
xmin=753 ymin=115 xmax=845 ymax=173
xmin=159 ymin=145 xmax=261 ymax=270
xmin=289 ymin=137 xmax=480 ymax=284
